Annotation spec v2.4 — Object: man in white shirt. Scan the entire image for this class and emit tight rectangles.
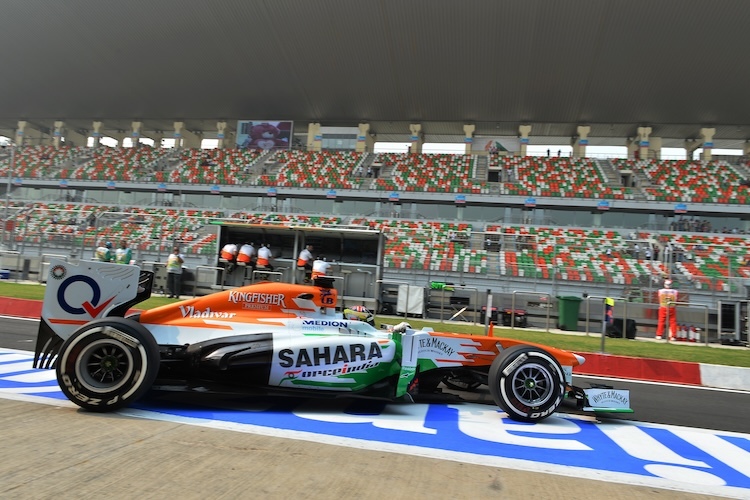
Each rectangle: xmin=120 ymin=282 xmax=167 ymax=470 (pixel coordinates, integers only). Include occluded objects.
xmin=297 ymin=244 xmax=314 ymax=282
xmin=257 ymin=243 xmax=274 ymax=271
xmin=312 ymin=256 xmax=331 ymax=280
xmin=237 ymin=242 xmax=256 ymax=269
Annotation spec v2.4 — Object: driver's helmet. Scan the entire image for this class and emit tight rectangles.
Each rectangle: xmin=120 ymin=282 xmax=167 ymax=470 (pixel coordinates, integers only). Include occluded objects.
xmin=344 ymin=305 xmax=373 ymax=324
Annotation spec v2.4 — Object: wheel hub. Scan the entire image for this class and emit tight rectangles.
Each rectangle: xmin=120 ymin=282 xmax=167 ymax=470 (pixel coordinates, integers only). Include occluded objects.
xmin=100 ymin=354 xmax=119 ymax=373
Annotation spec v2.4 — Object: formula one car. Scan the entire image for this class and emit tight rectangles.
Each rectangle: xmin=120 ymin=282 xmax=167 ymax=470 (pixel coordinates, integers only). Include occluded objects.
xmin=33 ymin=259 xmax=631 ymax=422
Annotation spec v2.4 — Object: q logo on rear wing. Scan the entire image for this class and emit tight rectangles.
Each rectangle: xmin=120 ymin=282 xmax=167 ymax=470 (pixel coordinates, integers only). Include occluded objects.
xmin=41 ymin=260 xmax=141 ymax=340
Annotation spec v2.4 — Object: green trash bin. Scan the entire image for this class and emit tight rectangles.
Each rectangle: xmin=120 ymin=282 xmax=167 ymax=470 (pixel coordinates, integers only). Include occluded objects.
xmin=557 ymin=296 xmax=583 ymax=331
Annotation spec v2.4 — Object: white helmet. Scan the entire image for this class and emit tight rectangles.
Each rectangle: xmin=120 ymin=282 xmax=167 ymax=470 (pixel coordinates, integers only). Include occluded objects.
xmin=664 ymin=279 xmax=672 ymax=288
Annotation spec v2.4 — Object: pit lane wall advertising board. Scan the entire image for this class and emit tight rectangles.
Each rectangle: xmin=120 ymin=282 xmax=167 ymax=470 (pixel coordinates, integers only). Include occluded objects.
xmin=0 ymin=348 xmax=748 ymax=498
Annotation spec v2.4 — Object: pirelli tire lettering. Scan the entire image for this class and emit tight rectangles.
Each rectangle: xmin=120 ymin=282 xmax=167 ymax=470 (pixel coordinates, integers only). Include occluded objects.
xmin=56 ymin=318 xmax=161 ymax=412
xmin=488 ymin=345 xmax=566 ymax=423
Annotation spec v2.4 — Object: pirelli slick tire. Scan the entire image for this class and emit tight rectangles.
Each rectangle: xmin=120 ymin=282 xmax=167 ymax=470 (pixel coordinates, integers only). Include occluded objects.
xmin=488 ymin=345 xmax=565 ymax=423
xmin=56 ymin=317 xmax=160 ymax=412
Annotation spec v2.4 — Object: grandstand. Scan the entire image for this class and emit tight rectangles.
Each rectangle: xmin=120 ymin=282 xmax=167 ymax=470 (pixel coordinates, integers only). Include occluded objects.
xmin=3 ymin=147 xmax=750 ymax=306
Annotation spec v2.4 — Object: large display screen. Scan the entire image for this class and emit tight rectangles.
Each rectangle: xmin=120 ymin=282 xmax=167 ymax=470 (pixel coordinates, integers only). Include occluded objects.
xmin=236 ymin=120 xmax=293 ymax=150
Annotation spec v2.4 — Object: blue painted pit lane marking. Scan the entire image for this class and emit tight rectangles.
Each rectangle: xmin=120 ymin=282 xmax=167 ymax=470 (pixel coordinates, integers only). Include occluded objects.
xmin=1 ymin=348 xmax=749 ymax=498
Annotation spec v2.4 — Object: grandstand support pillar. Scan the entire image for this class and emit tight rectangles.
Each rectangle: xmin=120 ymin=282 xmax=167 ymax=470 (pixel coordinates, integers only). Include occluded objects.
xmin=152 ymin=132 xmax=164 ymax=149
xmin=572 ymin=125 xmax=590 ymax=158
xmin=684 ymin=139 xmax=700 ymax=160
xmin=111 ymin=131 xmax=128 ymax=147
xmin=464 ymin=124 xmax=476 ymax=155
xmin=92 ymin=121 xmax=103 ymax=148
xmin=53 ymin=121 xmax=64 ymax=148
xmin=518 ymin=124 xmax=531 ymax=156
xmin=649 ymin=136 xmax=662 ymax=160
xmin=307 ymin=123 xmax=322 ymax=152
xmin=131 ymin=121 xmax=142 ymax=148
xmin=637 ymin=126 xmax=652 ymax=160
xmin=409 ymin=124 xmax=423 ymax=154
xmin=216 ymin=122 xmax=227 ymax=149
xmin=457 ymin=206 xmax=464 ymax=220
xmin=15 ymin=121 xmax=26 ymax=146
xmin=700 ymin=127 xmax=716 ymax=161
xmin=357 ymin=123 xmax=371 ymax=153
xmin=172 ymin=122 xmax=201 ymax=148
xmin=625 ymin=137 xmax=638 ymax=159
xmin=173 ymin=121 xmax=184 ymax=148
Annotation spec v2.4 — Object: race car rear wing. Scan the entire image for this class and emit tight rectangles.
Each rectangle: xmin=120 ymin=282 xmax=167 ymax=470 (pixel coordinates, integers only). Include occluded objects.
xmin=33 ymin=259 xmax=153 ymax=369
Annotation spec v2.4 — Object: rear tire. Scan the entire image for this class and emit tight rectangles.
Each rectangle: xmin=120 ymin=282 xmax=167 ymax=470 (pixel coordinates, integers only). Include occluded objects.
xmin=488 ymin=345 xmax=565 ymax=422
xmin=56 ymin=317 xmax=160 ymax=412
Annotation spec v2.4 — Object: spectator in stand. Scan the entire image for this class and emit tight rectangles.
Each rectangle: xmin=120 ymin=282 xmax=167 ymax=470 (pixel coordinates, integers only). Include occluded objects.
xmin=114 ymin=239 xmax=133 ymax=265
xmin=95 ymin=241 xmax=113 ymax=262
xmin=656 ymin=279 xmax=678 ymax=340
xmin=237 ymin=242 xmax=256 ymax=269
xmin=296 ymin=244 xmax=314 ymax=282
xmin=256 ymin=243 xmax=274 ymax=271
xmin=312 ymin=256 xmax=332 ymax=281
xmin=166 ymin=246 xmax=185 ymax=298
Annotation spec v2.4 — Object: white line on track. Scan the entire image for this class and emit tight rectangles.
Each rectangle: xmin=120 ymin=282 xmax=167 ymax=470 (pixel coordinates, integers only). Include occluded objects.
xmin=577 ymin=374 xmax=750 ymax=394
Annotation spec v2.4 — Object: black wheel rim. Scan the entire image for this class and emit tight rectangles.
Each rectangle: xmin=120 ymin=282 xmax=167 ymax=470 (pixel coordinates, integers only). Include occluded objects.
xmin=510 ymin=362 xmax=554 ymax=406
xmin=76 ymin=339 xmax=134 ymax=393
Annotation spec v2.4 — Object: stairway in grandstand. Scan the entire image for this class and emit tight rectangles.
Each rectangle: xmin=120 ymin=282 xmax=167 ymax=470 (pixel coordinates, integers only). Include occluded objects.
xmin=475 ymin=155 xmax=488 ymax=182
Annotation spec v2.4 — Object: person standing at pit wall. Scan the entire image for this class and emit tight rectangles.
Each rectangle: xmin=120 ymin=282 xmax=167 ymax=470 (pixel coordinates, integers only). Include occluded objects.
xmin=95 ymin=241 xmax=113 ymax=262
xmin=166 ymin=246 xmax=185 ymax=298
xmin=114 ymin=239 xmax=132 ymax=265
xmin=656 ymin=279 xmax=678 ymax=340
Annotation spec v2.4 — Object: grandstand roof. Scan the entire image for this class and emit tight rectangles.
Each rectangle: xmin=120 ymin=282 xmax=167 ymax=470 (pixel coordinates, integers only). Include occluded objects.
xmin=1 ymin=0 xmax=749 ymax=146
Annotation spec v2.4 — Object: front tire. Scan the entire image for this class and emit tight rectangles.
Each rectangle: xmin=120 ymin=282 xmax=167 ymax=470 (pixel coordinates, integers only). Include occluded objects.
xmin=56 ymin=317 xmax=160 ymax=412
xmin=488 ymin=345 xmax=565 ymax=422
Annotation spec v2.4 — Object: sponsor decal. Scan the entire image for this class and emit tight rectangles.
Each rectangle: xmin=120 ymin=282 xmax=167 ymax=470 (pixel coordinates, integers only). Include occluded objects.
xmin=319 ymin=289 xmax=335 ymax=306
xmin=586 ymin=388 xmax=630 ymax=409
xmin=228 ymin=291 xmax=286 ymax=308
xmin=50 ymin=265 xmax=66 ymax=280
xmin=278 ymin=342 xmax=383 ymax=368
xmin=178 ymin=305 xmax=236 ymax=319
xmin=281 ymin=361 xmax=381 ymax=382
xmin=418 ymin=337 xmax=456 ymax=357
xmin=56 ymin=275 xmax=116 ymax=318
xmin=502 ymin=353 xmax=528 ymax=376
xmin=302 ymin=320 xmax=349 ymax=328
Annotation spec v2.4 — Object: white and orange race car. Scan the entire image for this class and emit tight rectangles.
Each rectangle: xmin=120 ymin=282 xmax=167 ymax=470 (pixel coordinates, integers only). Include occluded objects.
xmin=33 ymin=259 xmax=631 ymax=422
